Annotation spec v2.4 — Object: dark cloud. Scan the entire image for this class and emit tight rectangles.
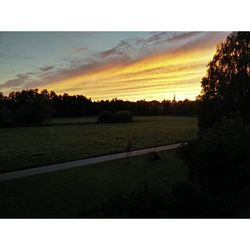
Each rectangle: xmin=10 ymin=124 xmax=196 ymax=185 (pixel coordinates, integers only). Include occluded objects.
xmin=97 ymin=40 xmax=134 ymax=59
xmin=39 ymin=65 xmax=55 ymax=72
xmin=95 ymin=32 xmax=212 ymax=63
xmin=23 ymin=60 xmax=105 ymax=89
xmin=133 ymin=32 xmax=206 ymax=49
xmin=16 ymin=72 xmax=34 ymax=77
xmin=89 ymin=32 xmax=224 ymax=72
xmin=134 ymin=32 xmax=169 ymax=46
xmin=167 ymin=32 xmax=203 ymax=42
xmin=98 ymin=47 xmax=121 ymax=58
xmin=0 ymin=73 xmax=30 ymax=88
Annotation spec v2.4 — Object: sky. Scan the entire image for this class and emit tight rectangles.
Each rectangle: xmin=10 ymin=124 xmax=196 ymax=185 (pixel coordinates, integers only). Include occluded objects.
xmin=0 ymin=32 xmax=229 ymax=101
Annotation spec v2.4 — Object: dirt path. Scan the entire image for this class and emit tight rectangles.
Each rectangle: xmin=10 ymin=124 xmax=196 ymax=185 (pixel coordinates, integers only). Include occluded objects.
xmin=0 ymin=142 xmax=183 ymax=182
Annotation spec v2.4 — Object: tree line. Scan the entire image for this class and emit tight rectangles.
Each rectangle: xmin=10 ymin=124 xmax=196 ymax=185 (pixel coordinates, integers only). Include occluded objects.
xmin=0 ymin=89 xmax=196 ymax=126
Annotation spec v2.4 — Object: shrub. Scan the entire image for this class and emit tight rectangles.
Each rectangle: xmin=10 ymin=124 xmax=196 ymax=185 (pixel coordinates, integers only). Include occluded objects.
xmin=177 ymin=118 xmax=250 ymax=217
xmin=0 ymin=107 xmax=13 ymax=126
xmin=115 ymin=110 xmax=133 ymax=122
xmin=97 ymin=111 xmax=115 ymax=123
xmin=15 ymin=98 xmax=52 ymax=125
xmin=180 ymin=118 xmax=250 ymax=188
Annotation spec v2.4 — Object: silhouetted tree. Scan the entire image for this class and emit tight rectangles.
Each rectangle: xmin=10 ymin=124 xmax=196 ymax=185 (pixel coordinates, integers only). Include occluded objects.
xmin=178 ymin=118 xmax=250 ymax=217
xmin=173 ymin=32 xmax=250 ymax=217
xmin=0 ymin=88 xmax=196 ymax=126
xmin=15 ymin=97 xmax=52 ymax=125
xmin=197 ymin=32 xmax=250 ymax=130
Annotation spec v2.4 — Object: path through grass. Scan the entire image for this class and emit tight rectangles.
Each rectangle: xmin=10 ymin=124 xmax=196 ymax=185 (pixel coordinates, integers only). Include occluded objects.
xmin=0 ymin=116 xmax=197 ymax=172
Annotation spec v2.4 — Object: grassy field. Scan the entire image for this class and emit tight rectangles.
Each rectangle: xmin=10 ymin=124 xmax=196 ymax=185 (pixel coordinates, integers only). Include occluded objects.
xmin=0 ymin=116 xmax=197 ymax=172
xmin=0 ymin=150 xmax=188 ymax=218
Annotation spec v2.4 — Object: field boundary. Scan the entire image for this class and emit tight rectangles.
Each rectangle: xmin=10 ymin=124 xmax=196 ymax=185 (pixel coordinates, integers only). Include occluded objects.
xmin=0 ymin=142 xmax=184 ymax=182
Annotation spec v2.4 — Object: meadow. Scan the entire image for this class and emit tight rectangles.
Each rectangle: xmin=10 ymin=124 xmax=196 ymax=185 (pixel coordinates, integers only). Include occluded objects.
xmin=0 ymin=150 xmax=188 ymax=218
xmin=0 ymin=116 xmax=197 ymax=172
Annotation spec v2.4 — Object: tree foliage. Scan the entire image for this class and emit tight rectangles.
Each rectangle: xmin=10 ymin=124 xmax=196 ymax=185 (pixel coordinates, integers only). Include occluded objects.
xmin=176 ymin=32 xmax=250 ymax=217
xmin=180 ymin=119 xmax=250 ymax=189
xmin=177 ymin=118 xmax=250 ymax=217
xmin=197 ymin=32 xmax=250 ymax=130
xmin=15 ymin=98 xmax=51 ymax=125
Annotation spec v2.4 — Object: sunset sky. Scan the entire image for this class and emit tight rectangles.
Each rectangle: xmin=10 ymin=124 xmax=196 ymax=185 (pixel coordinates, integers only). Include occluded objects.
xmin=0 ymin=32 xmax=229 ymax=101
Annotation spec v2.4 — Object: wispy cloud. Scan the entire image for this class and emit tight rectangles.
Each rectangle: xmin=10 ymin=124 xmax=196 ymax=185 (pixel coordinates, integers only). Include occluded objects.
xmin=39 ymin=65 xmax=55 ymax=72
xmin=1 ymin=73 xmax=31 ymax=88
xmin=71 ymin=47 xmax=88 ymax=54
xmin=0 ymin=32 xmax=229 ymax=100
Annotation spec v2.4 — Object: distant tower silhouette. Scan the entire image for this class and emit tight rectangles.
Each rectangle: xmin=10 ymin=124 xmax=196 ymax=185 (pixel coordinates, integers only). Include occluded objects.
xmin=172 ymin=94 xmax=176 ymax=103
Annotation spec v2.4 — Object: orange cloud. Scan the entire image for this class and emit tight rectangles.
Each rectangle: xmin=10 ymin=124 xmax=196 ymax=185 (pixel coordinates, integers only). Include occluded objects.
xmin=1 ymin=32 xmax=229 ymax=100
xmin=40 ymin=44 xmax=217 ymax=101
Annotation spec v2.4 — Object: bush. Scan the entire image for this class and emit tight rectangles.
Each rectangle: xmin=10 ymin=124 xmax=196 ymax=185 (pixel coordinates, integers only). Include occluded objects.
xmin=180 ymin=119 xmax=250 ymax=188
xmin=177 ymin=118 xmax=250 ymax=217
xmin=115 ymin=110 xmax=133 ymax=122
xmin=0 ymin=107 xmax=13 ymax=126
xmin=97 ymin=111 xmax=115 ymax=123
xmin=15 ymin=98 xmax=52 ymax=125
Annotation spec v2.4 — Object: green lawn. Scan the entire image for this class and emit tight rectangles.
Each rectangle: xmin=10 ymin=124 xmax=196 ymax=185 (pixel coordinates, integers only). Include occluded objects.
xmin=0 ymin=150 xmax=188 ymax=218
xmin=0 ymin=116 xmax=197 ymax=172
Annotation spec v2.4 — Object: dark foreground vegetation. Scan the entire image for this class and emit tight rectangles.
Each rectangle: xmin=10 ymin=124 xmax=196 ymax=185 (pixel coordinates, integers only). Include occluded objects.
xmin=84 ymin=118 xmax=250 ymax=218
xmin=80 ymin=31 xmax=250 ymax=218
xmin=0 ymin=151 xmax=187 ymax=218
xmin=0 ymin=89 xmax=196 ymax=126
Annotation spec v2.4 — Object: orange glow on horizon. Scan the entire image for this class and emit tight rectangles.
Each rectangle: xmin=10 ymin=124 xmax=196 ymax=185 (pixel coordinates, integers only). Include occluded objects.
xmin=39 ymin=46 xmax=217 ymax=101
